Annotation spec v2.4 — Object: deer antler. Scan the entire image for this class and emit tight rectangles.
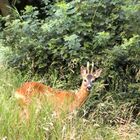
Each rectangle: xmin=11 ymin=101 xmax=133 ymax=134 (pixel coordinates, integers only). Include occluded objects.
xmin=90 ymin=62 xmax=94 ymax=74
xmin=87 ymin=62 xmax=90 ymax=74
xmin=87 ymin=62 xmax=94 ymax=74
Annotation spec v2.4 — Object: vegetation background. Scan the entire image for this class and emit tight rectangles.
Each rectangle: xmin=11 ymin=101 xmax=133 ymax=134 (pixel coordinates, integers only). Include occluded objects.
xmin=0 ymin=0 xmax=140 ymax=139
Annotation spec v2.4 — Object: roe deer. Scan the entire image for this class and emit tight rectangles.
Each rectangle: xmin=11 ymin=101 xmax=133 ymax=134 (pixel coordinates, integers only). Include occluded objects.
xmin=15 ymin=62 xmax=102 ymax=120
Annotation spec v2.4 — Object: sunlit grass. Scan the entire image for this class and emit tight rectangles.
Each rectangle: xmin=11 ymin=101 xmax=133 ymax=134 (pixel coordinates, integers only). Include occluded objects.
xmin=0 ymin=67 xmax=140 ymax=140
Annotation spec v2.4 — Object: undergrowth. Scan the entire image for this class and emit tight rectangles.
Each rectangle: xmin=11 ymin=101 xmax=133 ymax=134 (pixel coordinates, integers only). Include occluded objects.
xmin=0 ymin=67 xmax=140 ymax=140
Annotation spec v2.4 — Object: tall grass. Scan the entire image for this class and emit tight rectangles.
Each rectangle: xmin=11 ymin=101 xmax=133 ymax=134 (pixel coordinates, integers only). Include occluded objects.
xmin=0 ymin=67 xmax=140 ymax=140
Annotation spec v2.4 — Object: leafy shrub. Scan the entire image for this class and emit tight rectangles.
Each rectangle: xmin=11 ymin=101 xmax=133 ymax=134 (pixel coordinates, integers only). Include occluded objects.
xmin=0 ymin=0 xmax=140 ymax=120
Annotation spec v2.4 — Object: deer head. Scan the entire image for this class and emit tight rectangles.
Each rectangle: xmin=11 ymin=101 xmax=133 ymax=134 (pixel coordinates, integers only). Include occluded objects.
xmin=81 ymin=62 xmax=102 ymax=91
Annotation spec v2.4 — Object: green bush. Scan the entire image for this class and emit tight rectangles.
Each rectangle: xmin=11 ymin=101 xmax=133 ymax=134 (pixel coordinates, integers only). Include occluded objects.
xmin=0 ymin=0 xmax=140 ymax=121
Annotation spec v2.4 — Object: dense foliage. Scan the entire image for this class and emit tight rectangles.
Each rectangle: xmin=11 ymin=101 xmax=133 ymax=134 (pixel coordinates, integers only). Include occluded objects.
xmin=0 ymin=0 xmax=140 ymax=122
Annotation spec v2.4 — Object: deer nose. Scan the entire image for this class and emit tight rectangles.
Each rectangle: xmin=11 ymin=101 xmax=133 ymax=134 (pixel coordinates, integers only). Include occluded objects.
xmin=87 ymin=85 xmax=92 ymax=91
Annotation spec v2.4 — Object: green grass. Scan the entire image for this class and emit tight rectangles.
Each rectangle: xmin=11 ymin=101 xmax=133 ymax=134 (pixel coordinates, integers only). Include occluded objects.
xmin=0 ymin=67 xmax=140 ymax=140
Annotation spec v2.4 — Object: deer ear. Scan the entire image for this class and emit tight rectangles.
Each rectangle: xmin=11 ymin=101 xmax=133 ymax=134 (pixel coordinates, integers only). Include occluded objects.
xmin=94 ymin=68 xmax=102 ymax=78
xmin=80 ymin=66 xmax=87 ymax=77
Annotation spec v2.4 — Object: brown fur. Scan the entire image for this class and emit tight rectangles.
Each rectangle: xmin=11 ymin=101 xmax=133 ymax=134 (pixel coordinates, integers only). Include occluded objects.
xmin=15 ymin=64 xmax=102 ymax=120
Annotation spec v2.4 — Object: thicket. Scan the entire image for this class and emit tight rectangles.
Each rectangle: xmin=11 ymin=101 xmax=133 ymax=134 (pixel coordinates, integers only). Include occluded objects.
xmin=0 ymin=0 xmax=140 ymax=123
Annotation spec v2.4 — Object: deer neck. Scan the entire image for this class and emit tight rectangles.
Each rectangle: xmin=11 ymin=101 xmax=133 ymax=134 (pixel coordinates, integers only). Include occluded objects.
xmin=69 ymin=82 xmax=89 ymax=111
xmin=76 ymin=84 xmax=89 ymax=103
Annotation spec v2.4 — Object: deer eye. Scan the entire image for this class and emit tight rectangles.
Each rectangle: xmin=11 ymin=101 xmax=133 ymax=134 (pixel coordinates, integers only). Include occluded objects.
xmin=84 ymin=79 xmax=87 ymax=82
